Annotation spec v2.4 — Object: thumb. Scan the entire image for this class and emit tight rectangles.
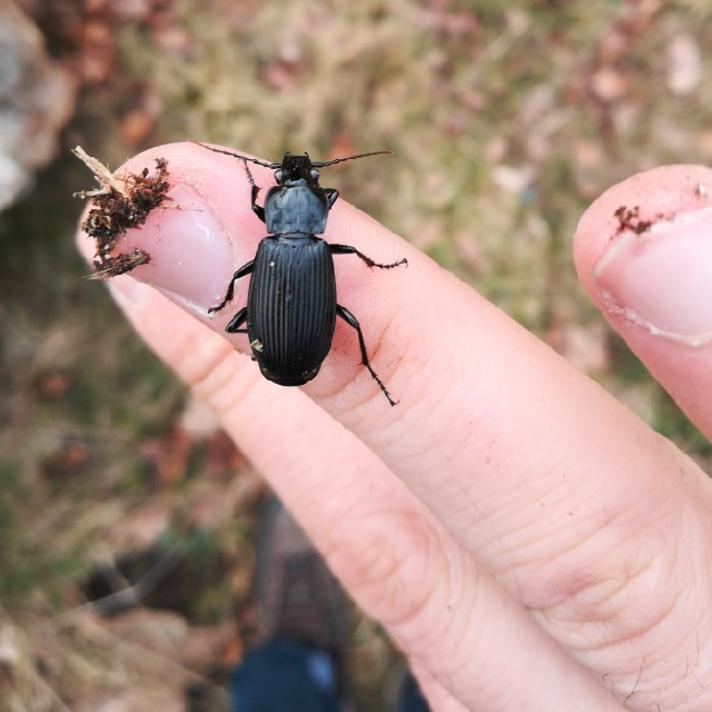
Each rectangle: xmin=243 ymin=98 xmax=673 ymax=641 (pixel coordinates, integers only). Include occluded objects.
xmin=573 ymin=165 xmax=712 ymax=436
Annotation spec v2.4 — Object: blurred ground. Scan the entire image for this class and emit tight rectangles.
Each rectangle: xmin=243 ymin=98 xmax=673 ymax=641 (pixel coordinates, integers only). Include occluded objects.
xmin=0 ymin=1 xmax=711 ymax=710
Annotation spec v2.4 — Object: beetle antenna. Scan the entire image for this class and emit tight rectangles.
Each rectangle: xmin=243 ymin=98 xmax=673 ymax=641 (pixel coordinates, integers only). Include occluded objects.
xmin=312 ymin=150 xmax=392 ymax=167
xmin=191 ymin=141 xmax=275 ymax=168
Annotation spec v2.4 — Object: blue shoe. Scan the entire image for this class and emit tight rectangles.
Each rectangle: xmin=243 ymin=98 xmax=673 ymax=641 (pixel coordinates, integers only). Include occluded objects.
xmin=228 ymin=499 xmax=348 ymax=712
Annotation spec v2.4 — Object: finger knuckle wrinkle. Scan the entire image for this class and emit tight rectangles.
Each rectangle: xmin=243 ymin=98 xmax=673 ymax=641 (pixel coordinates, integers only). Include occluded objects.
xmin=542 ymin=530 xmax=683 ymax=651
xmin=332 ymin=508 xmax=451 ymax=637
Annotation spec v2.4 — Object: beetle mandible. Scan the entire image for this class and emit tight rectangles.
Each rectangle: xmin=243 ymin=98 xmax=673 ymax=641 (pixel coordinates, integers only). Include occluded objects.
xmin=194 ymin=142 xmax=407 ymax=406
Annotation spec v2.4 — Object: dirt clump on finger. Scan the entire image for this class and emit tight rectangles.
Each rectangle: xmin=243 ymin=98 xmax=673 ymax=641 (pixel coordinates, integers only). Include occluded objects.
xmin=73 ymin=146 xmax=170 ymax=278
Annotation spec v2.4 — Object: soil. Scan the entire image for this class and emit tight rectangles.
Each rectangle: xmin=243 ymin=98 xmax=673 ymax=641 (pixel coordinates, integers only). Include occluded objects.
xmin=76 ymin=152 xmax=170 ymax=277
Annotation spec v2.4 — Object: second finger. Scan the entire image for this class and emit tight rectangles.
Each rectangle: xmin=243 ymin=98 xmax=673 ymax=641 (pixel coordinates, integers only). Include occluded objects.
xmin=108 ymin=279 xmax=621 ymax=712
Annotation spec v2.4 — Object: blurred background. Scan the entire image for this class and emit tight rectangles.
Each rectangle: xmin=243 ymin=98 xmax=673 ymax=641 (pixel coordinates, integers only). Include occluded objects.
xmin=0 ymin=0 xmax=710 ymax=710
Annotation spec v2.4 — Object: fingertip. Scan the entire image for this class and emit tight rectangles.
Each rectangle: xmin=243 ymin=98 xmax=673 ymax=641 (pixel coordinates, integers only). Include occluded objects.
xmin=572 ymin=164 xmax=712 ymax=434
xmin=73 ymin=141 xmax=271 ymax=316
xmin=573 ymin=164 xmax=712 ymax=296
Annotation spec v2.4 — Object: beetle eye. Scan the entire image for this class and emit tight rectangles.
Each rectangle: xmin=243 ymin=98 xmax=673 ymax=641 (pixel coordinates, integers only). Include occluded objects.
xmin=274 ymin=169 xmax=284 ymax=183
xmin=310 ymin=169 xmax=319 ymax=180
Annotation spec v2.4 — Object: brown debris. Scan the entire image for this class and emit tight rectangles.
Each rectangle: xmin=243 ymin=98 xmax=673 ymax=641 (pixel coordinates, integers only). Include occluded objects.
xmin=613 ymin=205 xmax=653 ymax=236
xmin=42 ymin=441 xmax=89 ymax=479
xmin=139 ymin=424 xmax=191 ymax=487
xmin=73 ymin=146 xmax=170 ymax=278
xmin=89 ymin=250 xmax=152 ymax=279
xmin=34 ymin=371 xmax=72 ymax=400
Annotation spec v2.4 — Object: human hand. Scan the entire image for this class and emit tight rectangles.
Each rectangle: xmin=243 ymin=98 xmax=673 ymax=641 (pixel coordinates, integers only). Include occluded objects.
xmin=77 ymin=142 xmax=712 ymax=711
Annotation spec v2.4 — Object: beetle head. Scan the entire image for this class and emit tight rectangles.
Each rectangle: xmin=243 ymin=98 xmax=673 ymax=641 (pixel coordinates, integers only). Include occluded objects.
xmin=274 ymin=153 xmax=319 ymax=185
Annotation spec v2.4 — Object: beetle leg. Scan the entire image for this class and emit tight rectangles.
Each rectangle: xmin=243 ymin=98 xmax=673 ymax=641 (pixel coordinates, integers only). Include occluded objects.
xmin=237 ymin=159 xmax=265 ymax=222
xmin=208 ymin=260 xmax=255 ymax=314
xmin=324 ymin=188 xmax=339 ymax=208
xmin=330 ymin=244 xmax=408 ymax=270
xmin=225 ymin=307 xmax=248 ymax=333
xmin=239 ymin=161 xmax=266 ymax=222
xmin=336 ymin=305 xmax=397 ymax=406
xmin=251 ymin=185 xmax=265 ymax=223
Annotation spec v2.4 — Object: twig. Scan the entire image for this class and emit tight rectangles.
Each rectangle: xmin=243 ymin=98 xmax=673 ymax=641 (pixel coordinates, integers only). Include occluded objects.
xmin=72 ymin=146 xmax=130 ymax=199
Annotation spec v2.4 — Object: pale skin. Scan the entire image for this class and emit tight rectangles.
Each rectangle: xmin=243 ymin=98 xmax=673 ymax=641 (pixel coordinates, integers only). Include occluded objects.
xmin=77 ymin=143 xmax=712 ymax=711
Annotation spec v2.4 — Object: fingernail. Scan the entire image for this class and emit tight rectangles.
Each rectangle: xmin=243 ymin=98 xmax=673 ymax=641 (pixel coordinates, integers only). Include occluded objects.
xmin=594 ymin=206 xmax=712 ymax=346
xmin=116 ymin=184 xmax=237 ymax=311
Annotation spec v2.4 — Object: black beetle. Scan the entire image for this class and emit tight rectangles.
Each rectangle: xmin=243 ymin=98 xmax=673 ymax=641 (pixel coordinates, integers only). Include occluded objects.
xmin=194 ymin=143 xmax=407 ymax=405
